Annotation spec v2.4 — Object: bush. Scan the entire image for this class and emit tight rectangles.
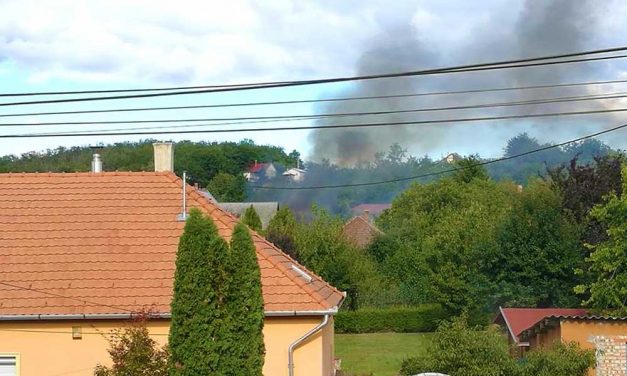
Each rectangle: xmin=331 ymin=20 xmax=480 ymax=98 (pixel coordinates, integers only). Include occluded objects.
xmin=520 ymin=341 xmax=595 ymax=376
xmin=335 ymin=305 xmax=446 ymax=333
xmin=399 ymin=316 xmax=517 ymax=376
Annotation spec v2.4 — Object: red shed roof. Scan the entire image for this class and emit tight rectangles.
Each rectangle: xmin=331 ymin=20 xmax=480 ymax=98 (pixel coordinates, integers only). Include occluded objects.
xmin=0 ymin=172 xmax=344 ymax=318
xmin=496 ymin=307 xmax=588 ymax=343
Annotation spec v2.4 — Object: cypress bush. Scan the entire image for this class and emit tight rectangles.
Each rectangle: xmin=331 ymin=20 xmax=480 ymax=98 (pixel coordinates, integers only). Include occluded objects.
xmin=335 ymin=305 xmax=446 ymax=333
xmin=242 ymin=205 xmax=263 ymax=231
xmin=227 ymin=223 xmax=265 ymax=375
xmin=169 ymin=208 xmax=231 ymax=375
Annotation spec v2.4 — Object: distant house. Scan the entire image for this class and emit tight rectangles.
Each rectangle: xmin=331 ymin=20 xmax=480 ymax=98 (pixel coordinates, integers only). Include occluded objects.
xmin=282 ymin=167 xmax=306 ymax=182
xmin=494 ymin=307 xmax=587 ymax=352
xmin=342 ymin=211 xmax=384 ymax=248
xmin=0 ymin=143 xmax=344 ymax=376
xmin=244 ymin=161 xmax=277 ymax=182
xmin=350 ymin=204 xmax=391 ymax=218
xmin=443 ymin=152 xmax=462 ymax=164
xmin=518 ymin=314 xmax=627 ymax=376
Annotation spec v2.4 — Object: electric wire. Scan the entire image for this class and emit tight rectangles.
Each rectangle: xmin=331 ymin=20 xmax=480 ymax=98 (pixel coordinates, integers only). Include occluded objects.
xmin=2 ymin=49 xmax=627 ymax=107
xmin=5 ymin=106 xmax=627 ymax=138
xmin=2 ymin=78 xmax=627 ymax=119
xmin=1 ymin=45 xmax=626 ymax=97
xmin=1 ymin=90 xmax=626 ymax=128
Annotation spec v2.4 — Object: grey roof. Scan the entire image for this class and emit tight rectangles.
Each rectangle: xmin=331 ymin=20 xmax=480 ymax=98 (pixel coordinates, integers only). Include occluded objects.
xmin=218 ymin=202 xmax=279 ymax=228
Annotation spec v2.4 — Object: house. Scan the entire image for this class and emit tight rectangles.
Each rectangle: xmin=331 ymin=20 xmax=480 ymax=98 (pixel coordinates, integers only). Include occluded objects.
xmin=350 ymin=204 xmax=391 ymax=218
xmin=494 ymin=307 xmax=587 ymax=352
xmin=443 ymin=152 xmax=462 ymax=164
xmin=342 ymin=211 xmax=384 ymax=248
xmin=244 ymin=161 xmax=277 ymax=182
xmin=519 ymin=314 xmax=627 ymax=376
xmin=0 ymin=143 xmax=344 ymax=376
xmin=282 ymin=167 xmax=306 ymax=182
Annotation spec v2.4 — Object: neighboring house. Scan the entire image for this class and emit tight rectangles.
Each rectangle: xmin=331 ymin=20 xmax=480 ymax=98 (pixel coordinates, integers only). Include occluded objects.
xmin=219 ymin=202 xmax=279 ymax=229
xmin=244 ymin=161 xmax=277 ymax=182
xmin=350 ymin=204 xmax=391 ymax=218
xmin=519 ymin=314 xmax=627 ymax=376
xmin=443 ymin=152 xmax=462 ymax=164
xmin=0 ymin=143 xmax=344 ymax=376
xmin=282 ymin=167 xmax=306 ymax=182
xmin=342 ymin=211 xmax=384 ymax=248
xmin=494 ymin=307 xmax=587 ymax=353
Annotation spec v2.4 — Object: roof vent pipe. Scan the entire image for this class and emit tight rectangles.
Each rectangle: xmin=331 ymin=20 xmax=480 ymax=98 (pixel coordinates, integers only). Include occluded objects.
xmin=177 ymin=171 xmax=188 ymax=221
xmin=90 ymin=146 xmax=103 ymax=173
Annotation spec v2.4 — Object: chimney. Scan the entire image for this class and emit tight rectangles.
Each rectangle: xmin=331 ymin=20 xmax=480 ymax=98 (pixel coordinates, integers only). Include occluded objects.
xmin=90 ymin=146 xmax=103 ymax=173
xmin=153 ymin=142 xmax=174 ymax=172
xmin=361 ymin=209 xmax=371 ymax=222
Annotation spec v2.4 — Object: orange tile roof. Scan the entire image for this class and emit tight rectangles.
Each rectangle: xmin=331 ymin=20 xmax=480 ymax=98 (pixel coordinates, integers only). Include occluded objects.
xmin=0 ymin=172 xmax=344 ymax=317
xmin=342 ymin=215 xmax=383 ymax=248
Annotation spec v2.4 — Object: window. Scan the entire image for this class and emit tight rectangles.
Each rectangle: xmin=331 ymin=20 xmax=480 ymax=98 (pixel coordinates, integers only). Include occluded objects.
xmin=0 ymin=355 xmax=17 ymax=376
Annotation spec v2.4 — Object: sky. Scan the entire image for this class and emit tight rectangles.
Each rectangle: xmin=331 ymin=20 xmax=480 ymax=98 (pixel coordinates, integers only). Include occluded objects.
xmin=1 ymin=0 xmax=627 ymax=163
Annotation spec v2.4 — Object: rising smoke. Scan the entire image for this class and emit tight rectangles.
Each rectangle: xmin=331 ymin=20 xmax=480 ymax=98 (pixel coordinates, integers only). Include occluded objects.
xmin=308 ymin=0 xmax=622 ymax=166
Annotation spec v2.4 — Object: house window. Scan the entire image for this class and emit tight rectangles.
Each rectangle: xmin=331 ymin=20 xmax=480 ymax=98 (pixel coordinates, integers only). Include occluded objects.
xmin=0 ymin=355 xmax=18 ymax=376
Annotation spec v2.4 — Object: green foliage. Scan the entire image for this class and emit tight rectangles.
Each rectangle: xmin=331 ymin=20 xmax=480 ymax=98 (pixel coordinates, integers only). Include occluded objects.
xmin=399 ymin=316 xmax=518 ymax=376
xmin=227 ymin=223 xmax=265 ymax=375
xmin=520 ymin=341 xmax=595 ymax=376
xmin=491 ymin=180 xmax=582 ymax=308
xmin=295 ymin=207 xmax=388 ymax=309
xmin=453 ymin=155 xmax=490 ymax=184
xmin=335 ymin=305 xmax=446 ymax=333
xmin=241 ymin=205 xmax=263 ymax=231
xmin=378 ymin=177 xmax=517 ymax=315
xmin=94 ymin=318 xmax=168 ymax=376
xmin=168 ymin=208 xmax=231 ymax=375
xmin=576 ymin=166 xmax=627 ymax=313
xmin=266 ymin=207 xmax=298 ymax=259
xmin=206 ymin=172 xmax=246 ymax=202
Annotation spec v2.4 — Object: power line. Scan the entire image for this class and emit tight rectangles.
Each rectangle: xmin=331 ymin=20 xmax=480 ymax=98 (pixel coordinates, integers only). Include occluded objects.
xmin=0 ymin=281 xmax=133 ymax=313
xmin=2 ymin=48 xmax=627 ymax=107
xmin=0 ymin=45 xmax=626 ymax=97
xmin=250 ymin=122 xmax=627 ymax=190
xmin=2 ymin=90 xmax=627 ymax=128
xmin=5 ymin=106 xmax=627 ymax=138
xmin=3 ymin=78 xmax=627 ymax=119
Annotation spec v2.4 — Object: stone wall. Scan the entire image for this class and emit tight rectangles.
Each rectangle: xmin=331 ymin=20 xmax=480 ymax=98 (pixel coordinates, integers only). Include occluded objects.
xmin=590 ymin=335 xmax=627 ymax=376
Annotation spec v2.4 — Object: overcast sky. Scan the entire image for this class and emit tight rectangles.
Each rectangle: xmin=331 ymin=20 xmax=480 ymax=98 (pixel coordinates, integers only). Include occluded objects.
xmin=1 ymin=0 xmax=626 ymax=162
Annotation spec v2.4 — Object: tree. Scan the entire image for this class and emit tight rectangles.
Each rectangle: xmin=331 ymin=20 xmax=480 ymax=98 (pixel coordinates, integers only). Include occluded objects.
xmin=491 ymin=180 xmax=582 ymax=308
xmin=453 ymin=155 xmax=490 ymax=184
xmin=242 ymin=205 xmax=263 ymax=231
xmin=226 ymin=223 xmax=265 ymax=375
xmin=94 ymin=317 xmax=168 ymax=376
xmin=266 ymin=207 xmax=298 ymax=259
xmin=206 ymin=172 xmax=246 ymax=202
xmin=576 ymin=165 xmax=627 ymax=313
xmin=169 ymin=208 xmax=231 ymax=375
xmin=548 ymin=155 xmax=624 ymax=245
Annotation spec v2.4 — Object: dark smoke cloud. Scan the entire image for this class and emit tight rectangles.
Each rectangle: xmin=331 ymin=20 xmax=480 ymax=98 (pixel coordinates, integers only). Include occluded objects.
xmin=309 ymin=0 xmax=622 ymax=165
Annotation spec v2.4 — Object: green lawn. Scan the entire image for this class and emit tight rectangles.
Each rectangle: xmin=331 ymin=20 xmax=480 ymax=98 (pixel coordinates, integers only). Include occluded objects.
xmin=335 ymin=332 xmax=433 ymax=376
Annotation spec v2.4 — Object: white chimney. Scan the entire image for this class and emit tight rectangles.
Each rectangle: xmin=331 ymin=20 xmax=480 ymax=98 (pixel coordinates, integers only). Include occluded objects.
xmin=153 ymin=142 xmax=174 ymax=172
xmin=90 ymin=146 xmax=103 ymax=173
xmin=91 ymin=153 xmax=102 ymax=173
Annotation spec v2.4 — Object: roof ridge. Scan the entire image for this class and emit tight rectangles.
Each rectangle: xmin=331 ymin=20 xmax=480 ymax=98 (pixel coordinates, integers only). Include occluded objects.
xmin=0 ymin=171 xmax=171 ymax=177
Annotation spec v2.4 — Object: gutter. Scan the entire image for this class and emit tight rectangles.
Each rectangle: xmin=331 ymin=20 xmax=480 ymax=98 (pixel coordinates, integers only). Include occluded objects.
xmin=288 ymin=314 xmax=330 ymax=376
xmin=0 ymin=309 xmax=340 ymax=321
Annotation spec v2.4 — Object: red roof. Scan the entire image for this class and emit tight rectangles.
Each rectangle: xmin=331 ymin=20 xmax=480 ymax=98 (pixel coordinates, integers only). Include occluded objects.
xmin=248 ymin=163 xmax=268 ymax=173
xmin=0 ymin=172 xmax=343 ymax=317
xmin=342 ymin=216 xmax=383 ymax=248
xmin=496 ymin=307 xmax=588 ymax=342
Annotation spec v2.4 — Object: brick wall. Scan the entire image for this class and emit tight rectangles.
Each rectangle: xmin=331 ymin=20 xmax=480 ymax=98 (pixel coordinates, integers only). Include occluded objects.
xmin=590 ymin=335 xmax=627 ymax=376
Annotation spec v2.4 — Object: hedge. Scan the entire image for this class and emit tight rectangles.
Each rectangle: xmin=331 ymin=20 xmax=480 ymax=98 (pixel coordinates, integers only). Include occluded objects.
xmin=335 ymin=305 xmax=446 ymax=333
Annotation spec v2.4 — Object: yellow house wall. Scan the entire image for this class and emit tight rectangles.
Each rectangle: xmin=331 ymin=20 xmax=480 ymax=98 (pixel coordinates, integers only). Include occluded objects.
xmin=0 ymin=316 xmax=333 ymax=376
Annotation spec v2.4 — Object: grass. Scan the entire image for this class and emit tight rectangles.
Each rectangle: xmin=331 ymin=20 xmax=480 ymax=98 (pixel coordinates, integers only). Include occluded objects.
xmin=335 ymin=332 xmax=433 ymax=376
